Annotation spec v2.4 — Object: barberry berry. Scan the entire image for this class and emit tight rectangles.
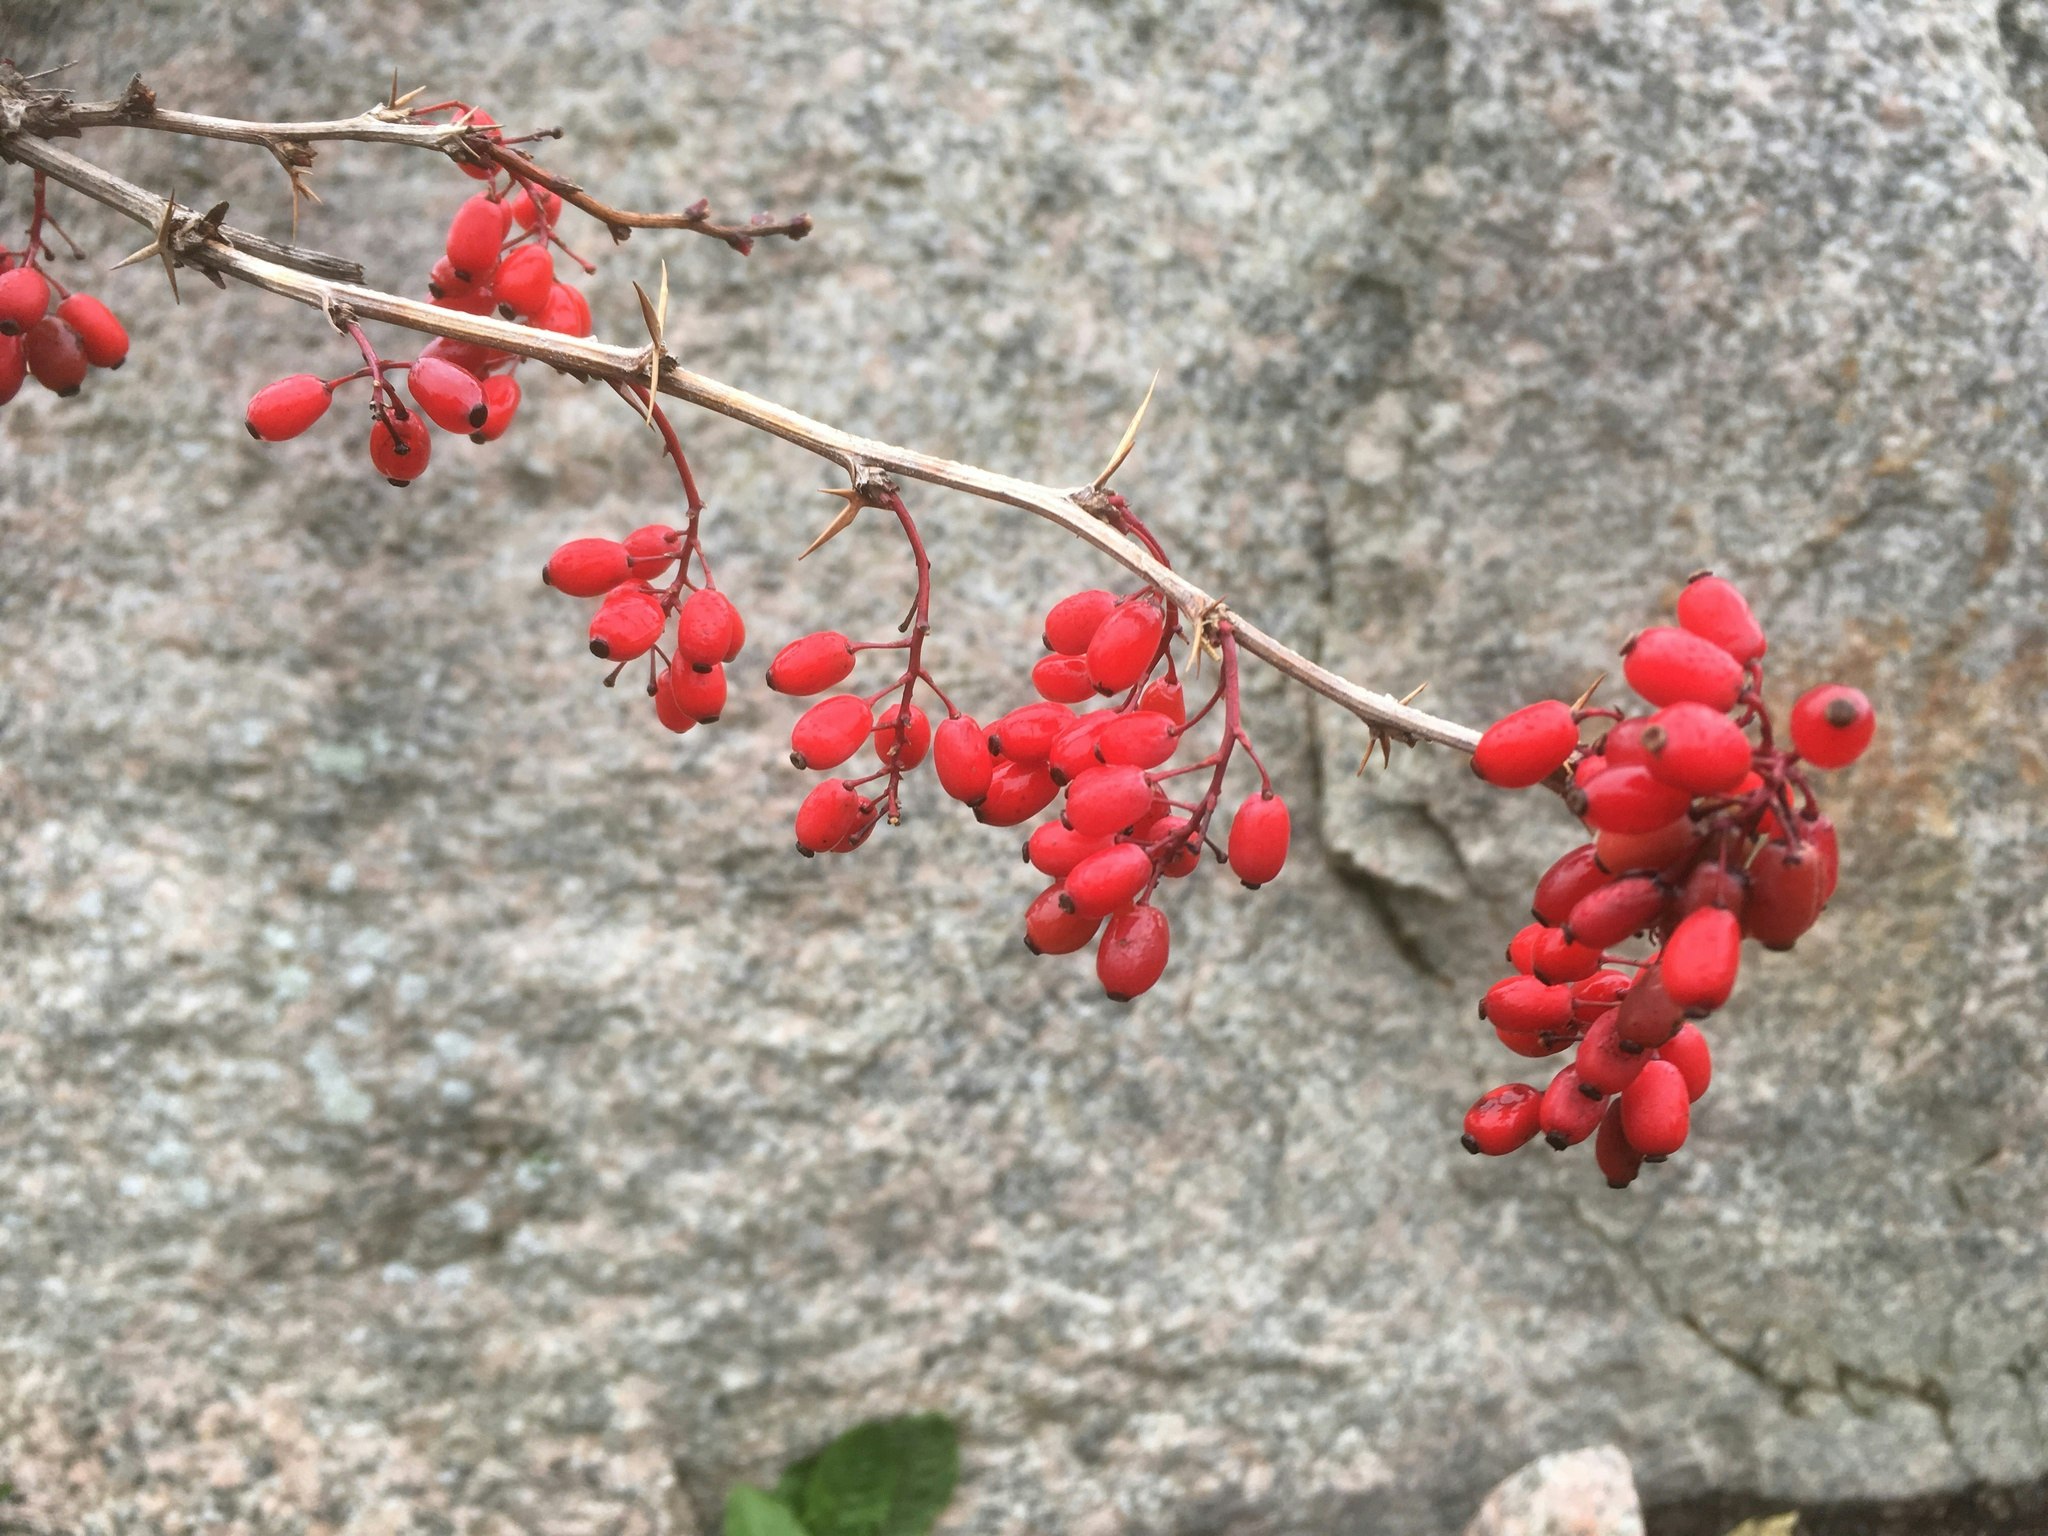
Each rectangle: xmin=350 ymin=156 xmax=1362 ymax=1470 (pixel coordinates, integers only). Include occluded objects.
xmin=407 ymin=355 xmax=490 ymax=432
xmin=872 ymin=702 xmax=932 ymax=769
xmin=795 ymin=778 xmax=869 ymax=855
xmin=543 ymin=537 xmax=633 ymax=596
xmin=587 ymin=586 xmax=665 ymax=661
xmin=23 ymin=316 xmax=86 ymax=396
xmin=1676 ymin=572 xmax=1767 ymax=663
xmin=0 ymin=266 xmax=50 ymax=334
xmin=1226 ymin=792 xmax=1290 ymax=889
xmin=766 ymin=632 xmax=856 ymax=695
xmin=1096 ymin=904 xmax=1170 ymax=1000
xmin=1621 ymin=626 xmax=1746 ymax=711
xmin=1640 ymin=701 xmax=1753 ymax=794
xmin=673 ymin=586 xmax=737 ymax=666
xmin=1594 ymin=1101 xmax=1643 ymax=1188
xmin=1473 ymin=700 xmax=1579 ymax=789
xmin=493 ymin=245 xmax=557 ymax=318
xmin=445 ymin=192 xmax=511 ymax=281
xmin=1023 ymin=883 xmax=1101 ymax=955
xmin=1031 ymin=653 xmax=1098 ymax=703
xmin=1063 ymin=764 xmax=1153 ymax=837
xmin=1619 ymin=1059 xmax=1690 ymax=1158
xmin=1661 ymin=906 xmax=1741 ymax=1012
xmin=1461 ymin=1083 xmax=1541 ymax=1156
xmin=665 ymin=661 xmax=728 ymax=722
xmin=1790 ymin=684 xmax=1875 ymax=769
xmin=367 ymin=409 xmax=432 ymax=485
xmin=1540 ymin=1067 xmax=1606 ymax=1149
xmin=790 ymin=695 xmax=874 ymax=769
xmin=471 ymin=375 xmax=522 ymax=442
xmin=976 ymin=760 xmax=1059 ymax=827
xmin=54 ymin=294 xmax=127 ymax=368
xmin=246 ymin=374 xmax=335 ymax=441
xmin=1085 ymin=599 xmax=1165 ymax=694
xmin=1042 ymin=589 xmax=1118 ymax=654
xmin=1062 ymin=843 xmax=1155 ymax=918
xmin=933 ymin=715 xmax=996 ymax=805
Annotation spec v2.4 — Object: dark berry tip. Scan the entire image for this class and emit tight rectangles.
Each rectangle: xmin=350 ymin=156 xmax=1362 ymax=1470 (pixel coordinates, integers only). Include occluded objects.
xmin=1545 ymin=1133 xmax=1569 ymax=1150
xmin=589 ymin=640 xmax=611 ymax=659
xmin=1578 ymin=1082 xmax=1602 ymax=1100
xmin=1460 ymin=1133 xmax=1481 ymax=1155
xmin=1825 ymin=697 xmax=1858 ymax=728
xmin=246 ymin=421 xmax=263 ymax=439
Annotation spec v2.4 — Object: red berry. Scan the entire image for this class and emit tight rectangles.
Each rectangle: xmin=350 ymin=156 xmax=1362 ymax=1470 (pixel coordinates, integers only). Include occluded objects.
xmin=1658 ymin=1023 xmax=1713 ymax=1102
xmin=934 ymin=715 xmax=996 ymax=804
xmin=1529 ymin=925 xmax=1603 ymax=984
xmin=1226 ymin=792 xmax=1290 ymax=888
xmin=1032 ymin=653 xmax=1098 ymax=703
xmin=1063 ymin=843 xmax=1154 ymax=918
xmin=1594 ymin=819 xmax=1701 ymax=876
xmin=723 ymin=605 xmax=748 ymax=663
xmin=1497 ymin=1025 xmax=1573 ymax=1059
xmin=0 ymin=266 xmax=51 ymax=334
xmin=673 ymin=587 xmax=737 ymax=666
xmin=1620 ymin=1059 xmax=1690 ymax=1158
xmin=991 ymin=702 xmax=1078 ymax=763
xmin=24 ymin=316 xmax=87 ymax=396
xmin=1095 ymin=712 xmax=1180 ymax=770
xmin=1573 ymin=753 xmax=1610 ymax=788
xmin=1676 ymin=573 xmax=1767 ymax=663
xmin=1614 ymin=962 xmax=1684 ymax=1047
xmin=1085 ymin=600 xmax=1166 ymax=694
xmin=652 ymin=667 xmax=699 ymax=734
xmin=587 ymin=587 xmax=665 ymax=662
xmin=246 ymin=373 xmax=335 ymax=441
xmin=1142 ymin=816 xmax=1203 ymax=877
xmin=1601 ymin=716 xmax=1654 ymax=767
xmin=428 ymin=256 xmax=479 ymax=299
xmin=1531 ymin=844 xmax=1612 ymax=926
xmin=1461 ymin=1083 xmax=1541 ymax=1156
xmin=976 ymin=760 xmax=1059 ymax=826
xmin=0 ymin=333 xmax=25 ymax=405
xmin=1594 ymin=1100 xmax=1643 ymax=1188
xmin=1064 ymin=764 xmax=1153 ymax=837
xmin=537 ymin=282 xmax=592 ymax=337
xmin=471 ymin=375 xmax=521 ymax=442
xmin=509 ymin=184 xmax=564 ymax=231
xmin=543 ymin=537 xmax=632 ymax=597
xmin=1575 ymin=1010 xmax=1651 ymax=1096
xmin=1540 ymin=1066 xmax=1606 ymax=1149
xmin=1024 ymin=884 xmax=1101 ymax=955
xmin=1801 ymin=813 xmax=1841 ymax=902
xmin=1507 ymin=922 xmax=1546 ymax=974
xmin=419 ymin=334 xmax=509 ymax=377
xmin=790 ymin=695 xmax=873 ymax=770
xmin=625 ymin=524 xmax=684 ymax=584
xmin=1473 ymin=700 xmax=1580 ymax=788
xmin=1641 ymin=702 xmax=1753 ymax=795
xmin=1790 ymin=684 xmax=1875 ymax=769
xmin=367 ymin=409 xmax=432 ymax=485
xmin=1571 ymin=968 xmax=1633 ymax=1025
xmin=1137 ymin=677 xmax=1186 ymax=726
xmin=1043 ymin=589 xmax=1119 ymax=654
xmin=766 ymin=632 xmax=856 ymax=695
xmin=445 ymin=193 xmax=511 ymax=281
xmin=1622 ymin=627 xmax=1745 ymax=711
xmin=451 ymin=108 xmax=503 ymax=180
xmin=1026 ymin=821 xmax=1110 ymax=878
xmin=1096 ymin=904 xmax=1170 ymax=1000
xmin=1673 ymin=860 xmax=1748 ymax=924
xmin=666 ymin=661 xmax=727 ymax=722
xmin=1481 ymin=975 xmax=1574 ymax=1035
xmin=1743 ymin=838 xmax=1827 ymax=949
xmin=493 ymin=244 xmax=557 ymax=318
xmin=1661 ymin=907 xmax=1741 ymax=1013
xmin=1565 ymin=875 xmax=1668 ymax=950
xmin=1569 ymin=765 xmax=1693 ymax=835
xmin=407 ymin=355 xmax=489 ymax=432
xmin=872 ymin=702 xmax=932 ymax=769
xmin=55 ymin=294 xmax=127 ymax=368
xmin=1048 ymin=714 xmax=1115 ymax=783
xmin=795 ymin=778 xmax=869 ymax=855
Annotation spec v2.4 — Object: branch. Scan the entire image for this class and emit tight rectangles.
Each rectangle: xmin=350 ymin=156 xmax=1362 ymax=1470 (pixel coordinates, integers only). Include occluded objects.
xmin=0 ymin=130 xmax=1479 ymax=757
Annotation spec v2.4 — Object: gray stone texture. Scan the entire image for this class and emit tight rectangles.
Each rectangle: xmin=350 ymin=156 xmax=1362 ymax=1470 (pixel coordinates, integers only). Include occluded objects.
xmin=1463 ymin=1445 xmax=1643 ymax=1536
xmin=1 ymin=1 xmax=2043 ymax=1533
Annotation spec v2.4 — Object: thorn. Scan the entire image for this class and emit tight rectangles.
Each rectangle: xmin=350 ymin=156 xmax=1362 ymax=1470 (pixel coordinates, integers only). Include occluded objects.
xmin=1570 ymin=671 xmax=1608 ymax=713
xmin=1092 ymin=369 xmax=1160 ymax=490
xmin=388 ymin=68 xmax=400 ymax=111
xmin=111 ymin=196 xmax=181 ymax=303
xmin=799 ymin=488 xmax=863 ymax=560
xmin=631 ymin=261 xmax=670 ymax=424
xmin=392 ymin=85 xmax=427 ymax=111
xmin=1398 ymin=681 xmax=1429 ymax=707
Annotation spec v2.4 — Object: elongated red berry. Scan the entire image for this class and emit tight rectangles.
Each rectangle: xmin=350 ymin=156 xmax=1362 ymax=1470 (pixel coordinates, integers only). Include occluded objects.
xmin=24 ymin=317 xmax=86 ymax=396
xmin=1137 ymin=677 xmax=1186 ymax=726
xmin=790 ymin=695 xmax=873 ymax=770
xmin=1620 ymin=1059 xmax=1690 ymax=1157
xmin=1064 ymin=764 xmax=1153 ymax=837
xmin=766 ymin=632 xmax=856 ymax=695
xmin=1461 ymin=1083 xmax=1541 ymax=1156
xmin=1790 ymin=685 xmax=1875 ymax=769
xmin=1024 ymin=884 xmax=1100 ymax=955
xmin=0 ymin=266 xmax=51 ymax=335
xmin=0 ymin=333 xmax=24 ymax=405
xmin=1622 ymin=627 xmax=1745 ymax=711
xmin=1569 ymin=765 xmax=1693 ymax=835
xmin=1142 ymin=816 xmax=1202 ymax=877
xmin=588 ymin=587 xmax=665 ymax=662
xmin=428 ymin=256 xmax=479 ymax=299
xmin=1594 ymin=819 xmax=1700 ymax=876
xmin=1802 ymin=813 xmax=1840 ymax=902
xmin=1658 ymin=1023 xmax=1713 ymax=1102
xmin=1473 ymin=700 xmax=1579 ymax=788
xmin=1063 ymin=843 xmax=1154 ymax=918
xmin=368 ymin=409 xmax=432 ymax=485
xmin=1497 ymin=1025 xmax=1572 ymax=1059
xmin=1226 ymin=792 xmax=1290 ymax=888
xmin=1565 ymin=875 xmax=1667 ymax=950
xmin=1662 ymin=907 xmax=1741 ymax=1013
xmin=1540 ymin=1067 xmax=1606 ymax=1149
xmin=1674 ymin=860 xmax=1747 ymax=924
xmin=1529 ymin=925 xmax=1602 ymax=984
xmin=1532 ymin=844 xmax=1611 ymax=925
xmin=1676 ymin=573 xmax=1766 ymax=663
xmin=1086 ymin=600 xmax=1165 ymax=694
xmin=673 ymin=588 xmax=739 ymax=669
xmin=1043 ymin=589 xmax=1119 ymax=654
xmin=624 ymin=524 xmax=682 ymax=583
xmin=509 ymin=184 xmax=563 ymax=231
xmin=471 ymin=375 xmax=521 ymax=442
xmin=1601 ymin=717 xmax=1653 ymax=767
xmin=419 ymin=334 xmax=509 ymax=377
xmin=1575 ymin=1010 xmax=1651 ymax=1096
xmin=493 ymin=244 xmax=557 ymax=318
xmin=1594 ymin=1100 xmax=1642 ymax=1188
xmin=246 ymin=374 xmax=334 ymax=441
xmin=1097 ymin=712 xmax=1180 ymax=770
xmin=1641 ymin=702 xmax=1753 ymax=794
xmin=872 ymin=702 xmax=932 ymax=769
xmin=1571 ymin=968 xmax=1633 ymax=1026
xmin=1506 ymin=923 xmax=1544 ymax=974
xmin=667 ymin=662 xmax=727 ymax=722
xmin=1097 ymin=904 xmax=1170 ymax=1000
xmin=976 ymin=760 xmax=1059 ymax=826
xmin=1481 ymin=975 xmax=1574 ymax=1035
xmin=1614 ymin=962 xmax=1683 ymax=1047
xmin=55 ymin=294 xmax=127 ymax=368
xmin=1744 ymin=839 xmax=1826 ymax=949
xmin=934 ymin=715 xmax=995 ymax=804
xmin=407 ymin=356 xmax=489 ymax=432
xmin=1032 ymin=653 xmax=1097 ymax=703
xmin=1027 ymin=821 xmax=1110 ymax=878
xmin=543 ymin=537 xmax=632 ymax=596
xmin=537 ymin=282 xmax=592 ymax=336
xmin=451 ymin=108 xmax=502 ymax=180
xmin=1048 ymin=715 xmax=1115 ymax=783
xmin=445 ymin=193 xmax=511 ymax=281
xmin=795 ymin=778 xmax=868 ymax=855
xmin=723 ymin=605 xmax=748 ymax=663
xmin=991 ymin=702 xmax=1077 ymax=763
xmin=652 ymin=667 xmax=699 ymax=734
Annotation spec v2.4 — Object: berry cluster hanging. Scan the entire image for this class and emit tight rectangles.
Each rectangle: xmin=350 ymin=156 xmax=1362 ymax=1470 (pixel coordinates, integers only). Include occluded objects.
xmin=1 ymin=171 xmax=129 ymax=403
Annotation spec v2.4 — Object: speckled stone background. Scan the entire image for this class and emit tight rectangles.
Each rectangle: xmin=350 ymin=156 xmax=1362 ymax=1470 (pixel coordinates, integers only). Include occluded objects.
xmin=3 ymin=3 xmax=2045 ymax=1534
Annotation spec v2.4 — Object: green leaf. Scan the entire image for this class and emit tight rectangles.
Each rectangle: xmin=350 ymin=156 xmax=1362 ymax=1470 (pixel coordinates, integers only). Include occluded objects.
xmin=800 ymin=1419 xmax=899 ymax=1536
xmin=774 ymin=1414 xmax=960 ymax=1536
xmin=725 ymin=1485 xmax=811 ymax=1536
xmin=875 ymin=1414 xmax=958 ymax=1536
xmin=773 ymin=1451 xmax=819 ymax=1510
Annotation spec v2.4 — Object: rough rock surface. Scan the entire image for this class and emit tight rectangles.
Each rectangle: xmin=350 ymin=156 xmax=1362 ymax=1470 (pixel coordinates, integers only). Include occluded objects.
xmin=1 ymin=2 xmax=2044 ymax=1534
xmin=1463 ymin=1445 xmax=1643 ymax=1536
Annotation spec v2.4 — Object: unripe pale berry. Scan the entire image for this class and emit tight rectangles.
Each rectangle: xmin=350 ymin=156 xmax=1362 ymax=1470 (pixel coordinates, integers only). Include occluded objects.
xmin=1540 ymin=1066 xmax=1606 ymax=1149
xmin=407 ymin=355 xmax=489 ymax=432
xmin=543 ymin=538 xmax=632 ymax=597
xmin=1594 ymin=1100 xmax=1643 ymax=1188
xmin=990 ymin=701 xmax=1077 ymax=763
xmin=1790 ymin=685 xmax=1875 ymax=769
xmin=1461 ymin=1083 xmax=1541 ymax=1156
xmin=1032 ymin=653 xmax=1097 ymax=703
xmin=1063 ymin=764 xmax=1153 ymax=837
xmin=1641 ymin=701 xmax=1753 ymax=794
xmin=587 ymin=587 xmax=665 ymax=662
xmin=1042 ymin=589 xmax=1118 ymax=654
xmin=676 ymin=588 xmax=741 ymax=668
xmin=976 ymin=760 xmax=1059 ymax=826
xmin=1622 ymin=626 xmax=1745 ymax=711
xmin=790 ymin=695 xmax=873 ymax=770
xmin=1481 ymin=974 xmax=1574 ymax=1035
xmin=767 ymin=632 xmax=856 ymax=695
xmin=1085 ymin=600 xmax=1165 ymax=694
xmin=493 ymin=244 xmax=557 ymax=317
xmin=934 ymin=715 xmax=996 ymax=805
xmin=1565 ymin=875 xmax=1667 ymax=950
xmin=1473 ymin=700 xmax=1579 ymax=788
xmin=1619 ymin=1059 xmax=1690 ymax=1157
xmin=471 ymin=375 xmax=522 ymax=442
xmin=1063 ymin=843 xmax=1154 ymax=918
xmin=0 ymin=266 xmax=51 ymax=334
xmin=1226 ymin=792 xmax=1290 ymax=888
xmin=1661 ymin=906 xmax=1741 ymax=1013
xmin=368 ymin=409 xmax=432 ymax=485
xmin=1096 ymin=904 xmax=1170 ymax=1001
xmin=1531 ymin=844 xmax=1611 ymax=926
xmin=1676 ymin=573 xmax=1767 ymax=663
xmin=55 ymin=294 xmax=128 ymax=368
xmin=872 ymin=702 xmax=932 ymax=769
xmin=1023 ymin=883 xmax=1101 ymax=955
xmin=1658 ymin=1023 xmax=1713 ymax=1102
xmin=665 ymin=661 xmax=727 ymax=722
xmin=1568 ymin=765 xmax=1693 ymax=835
xmin=445 ymin=192 xmax=511 ymax=281
xmin=24 ymin=317 xmax=87 ymax=396
xmin=1097 ymin=712 xmax=1180 ymax=770
xmin=795 ymin=778 xmax=868 ymax=855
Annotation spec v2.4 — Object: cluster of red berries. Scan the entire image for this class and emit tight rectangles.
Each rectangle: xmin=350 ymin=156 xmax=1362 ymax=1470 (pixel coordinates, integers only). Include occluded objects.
xmin=1459 ymin=572 xmax=1873 ymax=1188
xmin=243 ymin=104 xmax=584 ymax=484
xmin=1 ymin=232 xmax=130 ymax=405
